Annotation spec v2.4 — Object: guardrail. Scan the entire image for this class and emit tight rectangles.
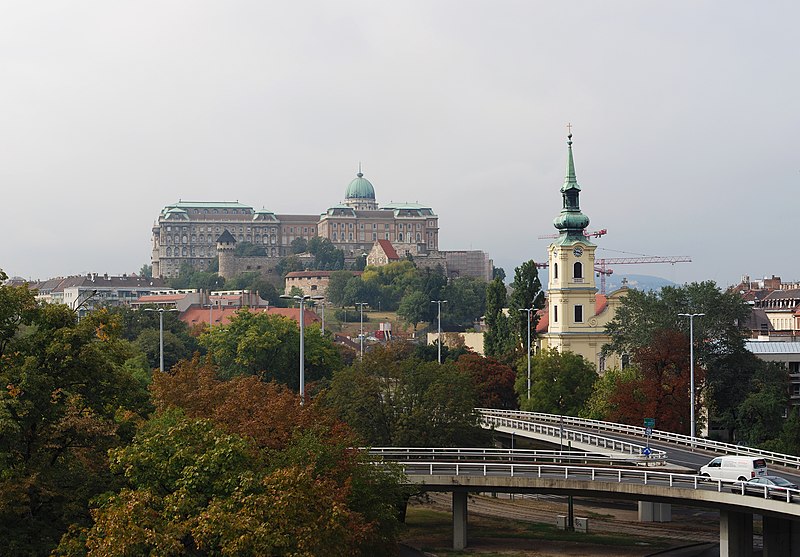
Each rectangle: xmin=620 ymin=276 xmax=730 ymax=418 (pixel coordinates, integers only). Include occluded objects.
xmin=392 ymin=460 xmax=800 ymax=505
xmin=479 ymin=413 xmax=667 ymax=464
xmin=368 ymin=447 xmax=657 ymax=466
xmin=479 ymin=408 xmax=800 ymax=470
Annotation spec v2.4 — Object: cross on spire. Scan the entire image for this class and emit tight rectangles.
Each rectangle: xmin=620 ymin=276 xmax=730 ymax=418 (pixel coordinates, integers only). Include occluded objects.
xmin=566 ymin=122 xmax=573 ymax=136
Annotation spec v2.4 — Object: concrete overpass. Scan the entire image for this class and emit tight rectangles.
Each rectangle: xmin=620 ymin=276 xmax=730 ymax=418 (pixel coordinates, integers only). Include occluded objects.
xmin=374 ymin=451 xmax=800 ymax=556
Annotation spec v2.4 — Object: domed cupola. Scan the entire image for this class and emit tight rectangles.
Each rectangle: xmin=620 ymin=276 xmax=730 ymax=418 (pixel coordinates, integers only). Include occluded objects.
xmin=343 ymin=165 xmax=378 ymax=210
xmin=553 ymin=133 xmax=591 ymax=242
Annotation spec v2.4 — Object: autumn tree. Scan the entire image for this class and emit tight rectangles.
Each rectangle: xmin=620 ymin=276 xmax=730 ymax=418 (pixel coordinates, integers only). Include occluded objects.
xmin=456 ymin=352 xmax=518 ymax=409
xmin=0 ymin=299 xmax=151 ymax=555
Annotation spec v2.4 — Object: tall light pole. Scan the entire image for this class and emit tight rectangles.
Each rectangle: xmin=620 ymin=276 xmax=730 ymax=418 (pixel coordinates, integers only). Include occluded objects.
xmin=355 ymin=302 xmax=368 ymax=360
xmin=519 ymin=307 xmax=535 ymax=400
xmin=281 ymin=293 xmax=324 ymax=404
xmin=144 ymin=307 xmax=179 ymax=372
xmin=678 ymin=312 xmax=705 ymax=441
xmin=431 ymin=300 xmax=447 ymax=364
xmin=319 ymin=300 xmax=326 ymax=335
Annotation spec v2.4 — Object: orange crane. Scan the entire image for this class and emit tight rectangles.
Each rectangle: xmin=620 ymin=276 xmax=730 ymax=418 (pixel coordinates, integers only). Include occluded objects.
xmin=535 ymin=255 xmax=692 ymax=294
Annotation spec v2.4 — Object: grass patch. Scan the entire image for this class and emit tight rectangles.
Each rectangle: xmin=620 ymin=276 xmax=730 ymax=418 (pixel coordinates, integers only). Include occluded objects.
xmin=402 ymin=505 xmax=673 ymax=555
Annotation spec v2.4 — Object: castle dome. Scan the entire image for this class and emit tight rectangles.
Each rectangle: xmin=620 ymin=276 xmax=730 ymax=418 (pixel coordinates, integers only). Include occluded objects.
xmin=345 ymin=172 xmax=376 ymax=200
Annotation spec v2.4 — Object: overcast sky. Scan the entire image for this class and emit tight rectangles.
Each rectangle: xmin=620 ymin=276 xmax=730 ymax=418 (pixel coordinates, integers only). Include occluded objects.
xmin=1 ymin=1 xmax=797 ymax=287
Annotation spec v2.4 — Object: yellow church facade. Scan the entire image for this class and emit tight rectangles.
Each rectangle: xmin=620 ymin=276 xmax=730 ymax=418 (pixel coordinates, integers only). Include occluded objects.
xmin=536 ymin=133 xmax=627 ymax=373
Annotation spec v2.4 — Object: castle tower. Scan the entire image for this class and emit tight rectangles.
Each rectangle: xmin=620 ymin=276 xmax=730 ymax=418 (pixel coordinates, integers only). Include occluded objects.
xmin=342 ymin=166 xmax=378 ymax=211
xmin=216 ymin=229 xmax=237 ymax=279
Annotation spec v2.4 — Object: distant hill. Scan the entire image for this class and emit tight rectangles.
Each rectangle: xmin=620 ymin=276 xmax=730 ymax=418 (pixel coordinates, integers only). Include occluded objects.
xmin=604 ymin=274 xmax=677 ymax=292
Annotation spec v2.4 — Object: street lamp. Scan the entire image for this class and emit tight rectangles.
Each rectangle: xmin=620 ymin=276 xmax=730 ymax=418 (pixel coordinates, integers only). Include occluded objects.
xmin=431 ymin=300 xmax=448 ymax=364
xmin=318 ymin=300 xmax=326 ymax=334
xmin=519 ymin=307 xmax=535 ymax=400
xmin=143 ymin=307 xmax=179 ymax=372
xmin=280 ymin=293 xmax=324 ymax=404
xmin=355 ymin=302 xmax=368 ymax=360
xmin=678 ymin=312 xmax=705 ymax=441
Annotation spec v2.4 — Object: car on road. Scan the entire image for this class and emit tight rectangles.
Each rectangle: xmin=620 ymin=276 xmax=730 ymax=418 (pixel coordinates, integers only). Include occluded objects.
xmin=730 ymin=475 xmax=798 ymax=500
xmin=699 ymin=455 xmax=768 ymax=482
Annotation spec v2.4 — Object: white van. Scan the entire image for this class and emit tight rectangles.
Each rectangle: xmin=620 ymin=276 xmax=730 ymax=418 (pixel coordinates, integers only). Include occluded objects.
xmin=699 ymin=456 xmax=768 ymax=482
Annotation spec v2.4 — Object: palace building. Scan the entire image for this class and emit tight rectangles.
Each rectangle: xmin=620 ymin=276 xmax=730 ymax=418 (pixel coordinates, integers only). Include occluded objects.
xmin=536 ymin=134 xmax=627 ymax=372
xmin=150 ymin=170 xmax=440 ymax=279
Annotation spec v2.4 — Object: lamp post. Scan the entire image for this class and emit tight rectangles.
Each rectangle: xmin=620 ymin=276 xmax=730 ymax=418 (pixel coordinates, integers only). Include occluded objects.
xmin=431 ymin=300 xmax=447 ymax=364
xmin=280 ymin=293 xmax=324 ymax=404
xmin=678 ymin=312 xmax=705 ymax=441
xmin=144 ymin=307 xmax=179 ymax=372
xmin=519 ymin=307 xmax=535 ymax=400
xmin=355 ymin=302 xmax=368 ymax=360
xmin=319 ymin=300 xmax=326 ymax=334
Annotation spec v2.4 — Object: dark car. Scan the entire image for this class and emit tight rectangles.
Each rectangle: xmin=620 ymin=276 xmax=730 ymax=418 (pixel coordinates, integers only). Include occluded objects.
xmin=730 ymin=475 xmax=799 ymax=500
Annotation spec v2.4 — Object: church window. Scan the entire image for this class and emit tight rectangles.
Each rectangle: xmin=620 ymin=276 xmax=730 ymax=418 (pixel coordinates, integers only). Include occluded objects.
xmin=574 ymin=262 xmax=583 ymax=279
xmin=182 ymin=247 xmax=188 ymax=256
xmin=554 ymin=263 xmax=558 ymax=279
xmin=553 ymin=305 xmax=558 ymax=323
xmin=182 ymin=235 xmax=188 ymax=244
xmin=574 ymin=305 xmax=583 ymax=323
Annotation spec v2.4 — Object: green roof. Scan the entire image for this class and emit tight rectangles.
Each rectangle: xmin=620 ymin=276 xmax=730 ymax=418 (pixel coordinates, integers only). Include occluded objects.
xmin=166 ymin=201 xmax=253 ymax=210
xmin=552 ymin=134 xmax=592 ymax=244
xmin=345 ymin=172 xmax=376 ymax=200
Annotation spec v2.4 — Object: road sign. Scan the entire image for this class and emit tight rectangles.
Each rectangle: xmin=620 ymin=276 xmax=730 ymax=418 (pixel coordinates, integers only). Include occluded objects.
xmin=644 ymin=418 xmax=655 ymax=428
xmin=642 ymin=447 xmax=652 ymax=456
xmin=645 ymin=427 xmax=653 ymax=436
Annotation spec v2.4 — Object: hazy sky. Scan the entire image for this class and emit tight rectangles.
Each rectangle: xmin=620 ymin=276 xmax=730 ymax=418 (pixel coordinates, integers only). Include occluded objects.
xmin=2 ymin=1 xmax=797 ymax=286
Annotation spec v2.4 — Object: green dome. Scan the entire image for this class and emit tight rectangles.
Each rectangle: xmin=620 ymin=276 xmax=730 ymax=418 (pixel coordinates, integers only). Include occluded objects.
xmin=345 ymin=172 xmax=375 ymax=200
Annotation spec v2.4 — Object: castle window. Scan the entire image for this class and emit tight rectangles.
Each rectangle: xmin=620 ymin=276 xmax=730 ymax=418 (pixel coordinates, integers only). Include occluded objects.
xmin=349 ymin=233 xmax=353 ymax=241
xmin=574 ymin=305 xmax=583 ymax=323
xmin=372 ymin=233 xmax=377 ymax=240
xmin=333 ymin=233 xmax=337 ymax=241
xmin=166 ymin=226 xmax=171 ymax=232
xmin=554 ymin=263 xmax=558 ymax=279
xmin=574 ymin=262 xmax=583 ymax=279
xmin=416 ymin=233 xmax=421 ymax=242
xmin=398 ymin=232 xmax=404 ymax=242
xmin=166 ymin=247 xmax=172 ymax=256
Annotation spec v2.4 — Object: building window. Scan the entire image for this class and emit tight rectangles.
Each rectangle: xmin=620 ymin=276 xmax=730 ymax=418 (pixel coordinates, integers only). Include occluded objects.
xmin=372 ymin=233 xmax=377 ymax=240
xmin=621 ymin=354 xmax=630 ymax=369
xmin=166 ymin=247 xmax=172 ymax=256
xmin=554 ymin=263 xmax=558 ymax=279
xmin=574 ymin=262 xmax=583 ymax=279
xmin=553 ymin=305 xmax=558 ymax=323
xmin=333 ymin=233 xmax=337 ymax=241
xmin=574 ymin=305 xmax=583 ymax=323
xmin=398 ymin=232 xmax=404 ymax=242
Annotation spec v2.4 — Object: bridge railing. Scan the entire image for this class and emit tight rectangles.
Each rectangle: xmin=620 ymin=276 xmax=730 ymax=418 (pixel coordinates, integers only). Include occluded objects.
xmin=368 ymin=447 xmax=655 ymax=466
xmin=478 ymin=413 xmax=668 ymax=464
xmin=393 ymin=460 xmax=800 ymax=505
xmin=479 ymin=408 xmax=800 ymax=470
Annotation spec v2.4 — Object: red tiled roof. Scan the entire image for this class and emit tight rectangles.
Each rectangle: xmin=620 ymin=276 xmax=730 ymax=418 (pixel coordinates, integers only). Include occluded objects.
xmin=135 ymin=294 xmax=188 ymax=303
xmin=376 ymin=239 xmax=400 ymax=260
xmin=594 ymin=294 xmax=608 ymax=315
xmin=180 ymin=306 xmax=321 ymax=327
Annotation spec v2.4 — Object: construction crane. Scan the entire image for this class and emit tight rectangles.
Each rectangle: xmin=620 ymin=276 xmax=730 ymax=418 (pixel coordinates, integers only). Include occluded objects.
xmin=538 ymin=228 xmax=608 ymax=240
xmin=535 ymin=255 xmax=692 ymax=294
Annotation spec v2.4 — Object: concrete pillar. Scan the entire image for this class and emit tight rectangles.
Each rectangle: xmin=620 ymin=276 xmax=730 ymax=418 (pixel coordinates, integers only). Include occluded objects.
xmin=638 ymin=501 xmax=672 ymax=522
xmin=763 ymin=516 xmax=793 ymax=557
xmin=720 ymin=510 xmax=752 ymax=557
xmin=792 ymin=521 xmax=800 ymax=557
xmin=453 ymin=491 xmax=468 ymax=551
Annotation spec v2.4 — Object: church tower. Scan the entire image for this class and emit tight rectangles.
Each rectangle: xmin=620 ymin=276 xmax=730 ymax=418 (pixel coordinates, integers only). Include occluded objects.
xmin=541 ymin=132 xmax=613 ymax=370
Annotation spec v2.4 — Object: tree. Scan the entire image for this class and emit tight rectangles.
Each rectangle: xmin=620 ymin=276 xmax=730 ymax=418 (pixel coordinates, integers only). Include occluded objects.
xmin=290 ymin=236 xmax=308 ymax=254
xmin=326 ymin=270 xmax=355 ymax=306
xmin=492 ymin=266 xmax=506 ymax=281
xmin=735 ymin=361 xmax=788 ymax=446
xmin=507 ymin=260 xmax=545 ymax=347
xmin=324 ymin=342 xmax=488 ymax=447
xmin=456 ymin=353 xmax=518 ymax=409
xmin=307 ymin=236 xmax=345 ymax=270
xmin=275 ymin=255 xmax=305 ymax=278
xmin=199 ymin=310 xmax=342 ymax=387
xmin=235 ymin=241 xmax=267 ymax=256
xmin=134 ymin=328 xmax=189 ymax=372
xmin=604 ymin=282 xmax=754 ymax=436
xmin=0 ymin=269 xmax=37 ymax=358
xmin=517 ymin=348 xmax=597 ymax=414
xmin=397 ymin=290 xmax=428 ymax=333
xmin=0 ymin=303 xmax=151 ymax=555
xmin=582 ymin=366 xmax=642 ymax=420
xmin=441 ymin=276 xmax=487 ymax=330
xmin=484 ymin=277 xmax=515 ymax=360
xmin=138 ymin=263 xmax=152 ymax=278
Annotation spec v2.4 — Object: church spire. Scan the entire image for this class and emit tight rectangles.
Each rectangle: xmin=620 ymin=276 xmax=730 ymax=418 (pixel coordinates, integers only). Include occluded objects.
xmin=552 ymin=129 xmax=591 ymax=243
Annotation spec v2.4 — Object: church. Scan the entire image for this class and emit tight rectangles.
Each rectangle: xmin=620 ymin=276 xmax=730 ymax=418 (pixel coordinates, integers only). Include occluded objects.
xmin=536 ymin=133 xmax=627 ymax=373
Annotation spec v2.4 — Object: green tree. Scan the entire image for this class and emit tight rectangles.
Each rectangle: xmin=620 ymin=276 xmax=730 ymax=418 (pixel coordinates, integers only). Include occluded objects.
xmin=199 ymin=310 xmax=342 ymax=387
xmin=484 ymin=277 xmax=515 ymax=360
xmin=441 ymin=276 xmax=487 ymax=329
xmin=324 ymin=342 xmax=488 ymax=447
xmin=326 ymin=270 xmax=355 ymax=306
xmin=138 ymin=263 xmax=152 ymax=278
xmin=518 ymin=348 xmax=597 ymax=414
xmin=735 ymin=361 xmax=788 ymax=446
xmin=235 ymin=241 xmax=267 ymax=256
xmin=492 ymin=266 xmax=506 ymax=281
xmin=307 ymin=236 xmax=345 ymax=270
xmin=290 ymin=236 xmax=308 ymax=254
xmin=397 ymin=290 xmax=428 ymax=333
xmin=507 ymin=260 xmax=545 ymax=347
xmin=582 ymin=366 xmax=642 ymax=420
xmin=275 ymin=255 xmax=305 ymax=278
xmin=134 ymin=328 xmax=189 ymax=372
